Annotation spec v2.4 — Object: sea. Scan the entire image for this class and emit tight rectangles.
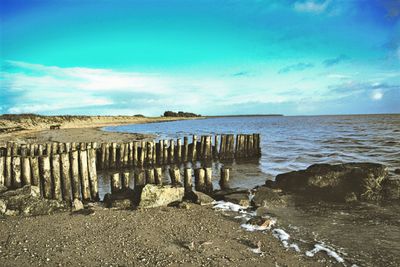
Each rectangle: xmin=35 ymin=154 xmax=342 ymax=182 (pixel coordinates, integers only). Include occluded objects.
xmin=103 ymin=114 xmax=400 ymax=266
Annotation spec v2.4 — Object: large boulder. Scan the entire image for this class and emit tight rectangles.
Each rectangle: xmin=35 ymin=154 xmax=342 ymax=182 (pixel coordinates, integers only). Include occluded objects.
xmin=273 ymin=163 xmax=391 ymax=202
xmin=103 ymin=188 xmax=135 ymax=209
xmin=212 ymin=188 xmax=250 ymax=206
xmin=0 ymin=185 xmax=67 ymax=216
xmin=138 ymin=184 xmax=184 ymax=208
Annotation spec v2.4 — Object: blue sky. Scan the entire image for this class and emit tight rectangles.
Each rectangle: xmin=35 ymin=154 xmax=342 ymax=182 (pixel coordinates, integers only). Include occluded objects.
xmin=1 ymin=0 xmax=399 ymax=116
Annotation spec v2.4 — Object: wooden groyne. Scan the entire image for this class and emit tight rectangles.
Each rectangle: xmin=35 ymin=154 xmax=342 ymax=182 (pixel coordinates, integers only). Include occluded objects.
xmin=0 ymin=133 xmax=260 ymax=202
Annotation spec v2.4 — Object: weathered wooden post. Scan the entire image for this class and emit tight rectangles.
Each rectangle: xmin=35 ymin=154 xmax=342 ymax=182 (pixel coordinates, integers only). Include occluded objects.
xmin=219 ymin=167 xmax=230 ymax=190
xmin=123 ymin=143 xmax=129 ymax=167
xmin=155 ymin=167 xmax=163 ymax=185
xmin=122 ymin=172 xmax=130 ymax=189
xmin=183 ymin=137 xmax=189 ymax=162
xmin=60 ymin=153 xmax=72 ymax=203
xmin=65 ymin=142 xmax=71 ymax=153
xmin=30 ymin=157 xmax=40 ymax=188
xmin=176 ymin=139 xmax=182 ymax=163
xmin=146 ymin=141 xmax=153 ymax=166
xmin=191 ymin=135 xmax=197 ymax=161
xmin=118 ymin=143 xmax=125 ymax=168
xmin=0 ymin=156 xmax=5 ymax=186
xmin=213 ymin=135 xmax=219 ymax=159
xmin=205 ymin=167 xmax=213 ymax=193
xmin=156 ymin=140 xmax=163 ymax=165
xmin=58 ymin=143 xmax=65 ymax=154
xmin=88 ymin=148 xmax=99 ymax=201
xmin=128 ymin=142 xmax=134 ymax=166
xmin=51 ymin=142 xmax=59 ymax=155
xmin=20 ymin=144 xmax=28 ymax=157
xmin=219 ymin=135 xmax=226 ymax=159
xmin=235 ymin=134 xmax=240 ymax=158
xmin=70 ymin=150 xmax=80 ymax=200
xmin=199 ymin=136 xmax=205 ymax=159
xmin=79 ymin=142 xmax=86 ymax=151
xmin=183 ymin=168 xmax=192 ymax=194
xmin=110 ymin=173 xmax=121 ymax=194
xmin=228 ymin=134 xmax=235 ymax=159
xmin=133 ymin=142 xmax=138 ymax=166
xmin=37 ymin=144 xmax=44 ymax=156
xmin=163 ymin=140 xmax=168 ymax=165
xmin=51 ymin=154 xmax=62 ymax=200
xmin=12 ymin=156 xmax=22 ymax=188
xmin=21 ymin=156 xmax=32 ymax=186
xmin=204 ymin=136 xmax=212 ymax=160
xmin=152 ymin=141 xmax=157 ymax=165
xmin=100 ymin=143 xmax=107 ymax=169
xmin=248 ymin=134 xmax=254 ymax=157
xmin=169 ymin=167 xmax=181 ymax=186
xmin=145 ymin=168 xmax=155 ymax=184
xmin=79 ymin=150 xmax=91 ymax=201
xmin=45 ymin=143 xmax=51 ymax=156
xmin=134 ymin=170 xmax=146 ymax=188
xmin=168 ymin=140 xmax=175 ymax=164
xmin=4 ymin=156 xmax=12 ymax=188
xmin=71 ymin=142 xmax=77 ymax=151
xmin=110 ymin=142 xmax=117 ymax=168
xmin=194 ymin=168 xmax=206 ymax=192
xmin=39 ymin=155 xmax=52 ymax=199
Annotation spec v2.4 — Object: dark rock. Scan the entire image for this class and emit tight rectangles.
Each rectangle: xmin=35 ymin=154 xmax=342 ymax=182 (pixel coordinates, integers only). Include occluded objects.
xmin=103 ymin=189 xmax=135 ymax=209
xmin=394 ymin=169 xmax=400 ymax=175
xmin=224 ymin=193 xmax=250 ymax=207
xmin=0 ymin=185 xmax=7 ymax=194
xmin=252 ymin=186 xmax=285 ymax=207
xmin=184 ymin=191 xmax=215 ymax=205
xmin=274 ymin=163 xmax=389 ymax=202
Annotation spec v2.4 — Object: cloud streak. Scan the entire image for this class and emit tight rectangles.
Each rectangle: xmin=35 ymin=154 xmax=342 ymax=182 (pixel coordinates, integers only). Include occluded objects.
xmin=294 ymin=0 xmax=331 ymax=13
xmin=323 ymin=54 xmax=349 ymax=67
xmin=278 ymin=62 xmax=314 ymax=74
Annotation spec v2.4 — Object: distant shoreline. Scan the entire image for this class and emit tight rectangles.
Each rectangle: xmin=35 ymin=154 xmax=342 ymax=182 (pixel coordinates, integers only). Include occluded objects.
xmin=206 ymin=114 xmax=284 ymax=118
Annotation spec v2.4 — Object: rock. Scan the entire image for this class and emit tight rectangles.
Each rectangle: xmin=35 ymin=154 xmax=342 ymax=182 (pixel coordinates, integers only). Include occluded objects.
xmin=184 ymin=191 xmax=215 ymax=205
xmin=274 ymin=163 xmax=389 ymax=202
xmin=382 ymin=178 xmax=400 ymax=200
xmin=71 ymin=199 xmax=84 ymax=212
xmin=344 ymin=192 xmax=358 ymax=203
xmin=252 ymin=186 xmax=285 ymax=208
xmin=103 ymin=189 xmax=135 ymax=209
xmin=0 ymin=199 xmax=6 ymax=214
xmin=138 ymin=184 xmax=184 ymax=208
xmin=0 ymin=185 xmax=66 ymax=216
xmin=212 ymin=188 xmax=249 ymax=201
xmin=394 ymin=169 xmax=400 ymax=175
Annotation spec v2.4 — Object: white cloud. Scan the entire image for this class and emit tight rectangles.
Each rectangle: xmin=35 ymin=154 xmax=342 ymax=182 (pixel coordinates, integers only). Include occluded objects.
xmin=294 ymin=0 xmax=331 ymax=13
xmin=371 ymin=89 xmax=384 ymax=101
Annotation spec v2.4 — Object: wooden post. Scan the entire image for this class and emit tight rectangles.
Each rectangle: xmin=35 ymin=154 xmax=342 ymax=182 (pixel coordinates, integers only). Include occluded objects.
xmin=199 ymin=136 xmax=205 ymax=159
xmin=183 ymin=168 xmax=192 ymax=194
xmin=122 ymin=172 xmax=130 ymax=189
xmin=45 ymin=143 xmax=51 ymax=156
xmin=176 ymin=139 xmax=182 ymax=163
xmin=133 ymin=142 xmax=138 ymax=166
xmin=60 ymin=153 xmax=72 ymax=203
xmin=248 ymin=134 xmax=254 ymax=157
xmin=88 ymin=148 xmax=99 ymax=201
xmin=228 ymin=135 xmax=235 ymax=159
xmin=205 ymin=167 xmax=213 ymax=193
xmin=169 ymin=167 xmax=181 ymax=186
xmin=12 ymin=156 xmax=22 ymax=188
xmin=110 ymin=173 xmax=121 ymax=194
xmin=191 ymin=135 xmax=197 ymax=161
xmin=100 ymin=143 xmax=107 ymax=169
xmin=152 ymin=141 xmax=157 ymax=165
xmin=4 ymin=156 xmax=12 ymax=188
xmin=219 ymin=167 xmax=230 ymax=190
xmin=146 ymin=141 xmax=153 ymax=166
xmin=194 ymin=168 xmax=206 ymax=192
xmin=140 ymin=141 xmax=146 ymax=166
xmin=65 ymin=142 xmax=71 ymax=153
xmin=213 ymin=135 xmax=219 ymax=159
xmin=155 ymin=167 xmax=163 ymax=185
xmin=0 ymin=156 xmax=5 ymax=186
xmin=123 ymin=143 xmax=129 ymax=167
xmin=58 ymin=143 xmax=65 ymax=154
xmin=51 ymin=154 xmax=62 ymax=200
xmin=37 ymin=144 xmax=44 ymax=156
xmin=11 ymin=143 xmax=18 ymax=156
xmin=30 ymin=157 xmax=40 ymax=189
xmin=21 ymin=156 xmax=31 ymax=186
xmin=51 ymin=142 xmax=58 ymax=155
xmin=79 ymin=142 xmax=86 ymax=151
xmin=128 ymin=142 xmax=134 ymax=166
xmin=79 ymin=150 xmax=91 ymax=201
xmin=70 ymin=151 xmax=80 ymax=200
xmin=163 ymin=140 xmax=168 ymax=165
xmin=145 ymin=168 xmax=155 ymax=184
xmin=183 ymin=137 xmax=189 ymax=162
xmin=235 ymin=134 xmax=240 ymax=158
xmin=134 ymin=170 xmax=146 ymax=188
xmin=20 ymin=144 xmax=28 ymax=157
xmin=168 ymin=140 xmax=175 ymax=164
xmin=219 ymin=135 xmax=226 ymax=159
xmin=156 ymin=140 xmax=163 ymax=165
xmin=205 ymin=136 xmax=212 ymax=160
xmin=118 ymin=143 xmax=125 ymax=168
xmin=104 ymin=143 xmax=110 ymax=169
xmin=30 ymin=144 xmax=37 ymax=157
xmin=71 ymin=142 xmax=77 ymax=151
xmin=110 ymin=142 xmax=117 ymax=168
xmin=39 ymin=155 xmax=52 ymax=199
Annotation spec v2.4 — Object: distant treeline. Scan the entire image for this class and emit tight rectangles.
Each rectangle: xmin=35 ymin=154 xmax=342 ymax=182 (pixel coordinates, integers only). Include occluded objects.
xmin=163 ymin=111 xmax=201 ymax=117
xmin=0 ymin=113 xmax=145 ymax=122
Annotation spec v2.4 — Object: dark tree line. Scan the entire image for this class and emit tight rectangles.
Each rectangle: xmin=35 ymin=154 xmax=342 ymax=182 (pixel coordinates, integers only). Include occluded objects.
xmin=163 ymin=111 xmax=201 ymax=117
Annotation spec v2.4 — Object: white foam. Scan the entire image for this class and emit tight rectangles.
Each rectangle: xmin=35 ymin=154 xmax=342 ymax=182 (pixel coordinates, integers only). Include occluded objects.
xmin=212 ymin=201 xmax=247 ymax=213
xmin=306 ymin=244 xmax=344 ymax=263
xmin=289 ymin=243 xmax=301 ymax=252
xmin=249 ymin=247 xmax=263 ymax=254
xmin=241 ymin=223 xmax=270 ymax=232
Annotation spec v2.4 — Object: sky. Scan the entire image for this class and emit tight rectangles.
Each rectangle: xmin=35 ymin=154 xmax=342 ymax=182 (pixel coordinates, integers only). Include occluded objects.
xmin=0 ymin=0 xmax=400 ymax=116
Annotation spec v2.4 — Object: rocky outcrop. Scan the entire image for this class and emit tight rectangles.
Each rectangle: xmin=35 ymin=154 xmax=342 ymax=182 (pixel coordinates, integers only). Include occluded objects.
xmin=184 ymin=191 xmax=215 ymax=205
xmin=212 ymin=188 xmax=250 ymax=207
xmin=271 ymin=163 xmax=397 ymax=202
xmin=138 ymin=184 xmax=184 ymax=208
xmin=0 ymin=185 xmax=67 ymax=216
xmin=103 ymin=188 xmax=135 ymax=209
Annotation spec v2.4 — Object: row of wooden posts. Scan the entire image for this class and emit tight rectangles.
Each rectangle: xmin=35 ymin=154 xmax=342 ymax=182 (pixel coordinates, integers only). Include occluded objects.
xmin=0 ymin=149 xmax=99 ymax=203
xmin=110 ymin=166 xmax=231 ymax=194
xmin=0 ymin=134 xmax=261 ymax=170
